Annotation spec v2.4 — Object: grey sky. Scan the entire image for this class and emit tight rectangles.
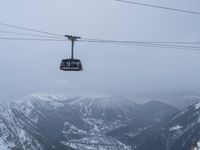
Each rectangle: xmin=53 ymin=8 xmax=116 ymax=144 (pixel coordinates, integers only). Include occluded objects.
xmin=1 ymin=0 xmax=200 ymax=100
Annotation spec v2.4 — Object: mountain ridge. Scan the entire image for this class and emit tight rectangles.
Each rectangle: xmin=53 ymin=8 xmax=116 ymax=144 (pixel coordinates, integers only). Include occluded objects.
xmin=119 ymin=101 xmax=200 ymax=150
xmin=0 ymin=94 xmax=191 ymax=150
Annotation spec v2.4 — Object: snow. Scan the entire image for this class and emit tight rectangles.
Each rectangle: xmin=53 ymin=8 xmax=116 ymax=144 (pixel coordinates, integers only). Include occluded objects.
xmin=197 ymin=141 xmax=200 ymax=148
xmin=69 ymin=96 xmax=138 ymax=112
xmin=63 ymin=122 xmax=87 ymax=134
xmin=197 ymin=117 xmax=200 ymax=123
xmin=0 ymin=140 xmax=8 ymax=150
xmin=0 ymin=145 xmax=8 ymax=150
xmin=30 ymin=94 xmax=66 ymax=101
xmin=62 ymin=136 xmax=132 ymax=150
xmin=49 ymin=101 xmax=64 ymax=108
xmin=169 ymin=125 xmax=183 ymax=131
xmin=172 ymin=109 xmax=188 ymax=120
xmin=195 ymin=103 xmax=200 ymax=109
xmin=62 ymin=97 xmax=132 ymax=150
xmin=2 ymin=94 xmax=197 ymax=150
xmin=193 ymin=141 xmax=200 ymax=150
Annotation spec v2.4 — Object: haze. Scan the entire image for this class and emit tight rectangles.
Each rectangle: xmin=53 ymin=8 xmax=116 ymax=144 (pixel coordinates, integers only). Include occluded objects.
xmin=0 ymin=0 xmax=200 ymax=102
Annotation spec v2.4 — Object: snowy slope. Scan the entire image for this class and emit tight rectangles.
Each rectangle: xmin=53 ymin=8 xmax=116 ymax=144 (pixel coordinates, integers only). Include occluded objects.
xmin=194 ymin=141 xmax=200 ymax=150
xmin=123 ymin=102 xmax=200 ymax=150
xmin=0 ymin=95 xmax=74 ymax=150
xmin=0 ymin=94 xmax=180 ymax=150
xmin=0 ymin=102 xmax=44 ymax=150
xmin=0 ymin=95 xmax=138 ymax=150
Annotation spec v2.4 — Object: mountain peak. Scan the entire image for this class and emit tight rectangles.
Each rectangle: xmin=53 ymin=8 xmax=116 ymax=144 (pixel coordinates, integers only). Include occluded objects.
xmin=142 ymin=100 xmax=178 ymax=110
xmin=138 ymin=100 xmax=178 ymax=121
xmin=68 ymin=96 xmax=140 ymax=111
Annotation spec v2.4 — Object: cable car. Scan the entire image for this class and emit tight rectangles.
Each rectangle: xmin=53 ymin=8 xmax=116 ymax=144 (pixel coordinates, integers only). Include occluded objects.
xmin=60 ymin=58 xmax=83 ymax=71
xmin=60 ymin=35 xmax=83 ymax=71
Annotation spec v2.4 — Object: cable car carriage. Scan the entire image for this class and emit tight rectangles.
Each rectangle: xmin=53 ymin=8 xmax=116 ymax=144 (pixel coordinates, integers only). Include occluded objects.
xmin=60 ymin=35 xmax=83 ymax=71
xmin=60 ymin=58 xmax=82 ymax=71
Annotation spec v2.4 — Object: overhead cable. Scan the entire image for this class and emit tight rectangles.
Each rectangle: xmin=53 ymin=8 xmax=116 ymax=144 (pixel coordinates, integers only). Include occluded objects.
xmin=0 ymin=22 xmax=64 ymax=37
xmin=0 ymin=30 xmax=66 ymax=39
xmin=1 ymin=22 xmax=200 ymax=51
xmin=116 ymin=0 xmax=200 ymax=15
xmin=1 ymin=37 xmax=200 ymax=51
xmin=0 ymin=37 xmax=67 ymax=41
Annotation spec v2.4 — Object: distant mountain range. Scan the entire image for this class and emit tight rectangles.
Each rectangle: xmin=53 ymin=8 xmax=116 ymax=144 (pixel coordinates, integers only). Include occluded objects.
xmin=0 ymin=94 xmax=199 ymax=150
xmin=110 ymin=100 xmax=200 ymax=150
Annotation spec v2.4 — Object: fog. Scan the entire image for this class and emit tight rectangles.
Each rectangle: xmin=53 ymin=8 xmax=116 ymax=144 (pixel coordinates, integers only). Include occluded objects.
xmin=0 ymin=0 xmax=200 ymax=101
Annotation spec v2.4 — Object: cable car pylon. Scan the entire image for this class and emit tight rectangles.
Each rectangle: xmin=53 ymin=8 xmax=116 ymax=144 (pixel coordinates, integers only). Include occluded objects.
xmin=60 ymin=35 xmax=83 ymax=71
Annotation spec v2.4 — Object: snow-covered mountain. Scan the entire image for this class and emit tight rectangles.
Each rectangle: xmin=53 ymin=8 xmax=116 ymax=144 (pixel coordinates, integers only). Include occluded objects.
xmin=120 ymin=101 xmax=200 ymax=150
xmin=0 ymin=94 xmax=179 ymax=150
xmin=0 ymin=95 xmax=74 ymax=150
xmin=193 ymin=141 xmax=200 ymax=150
